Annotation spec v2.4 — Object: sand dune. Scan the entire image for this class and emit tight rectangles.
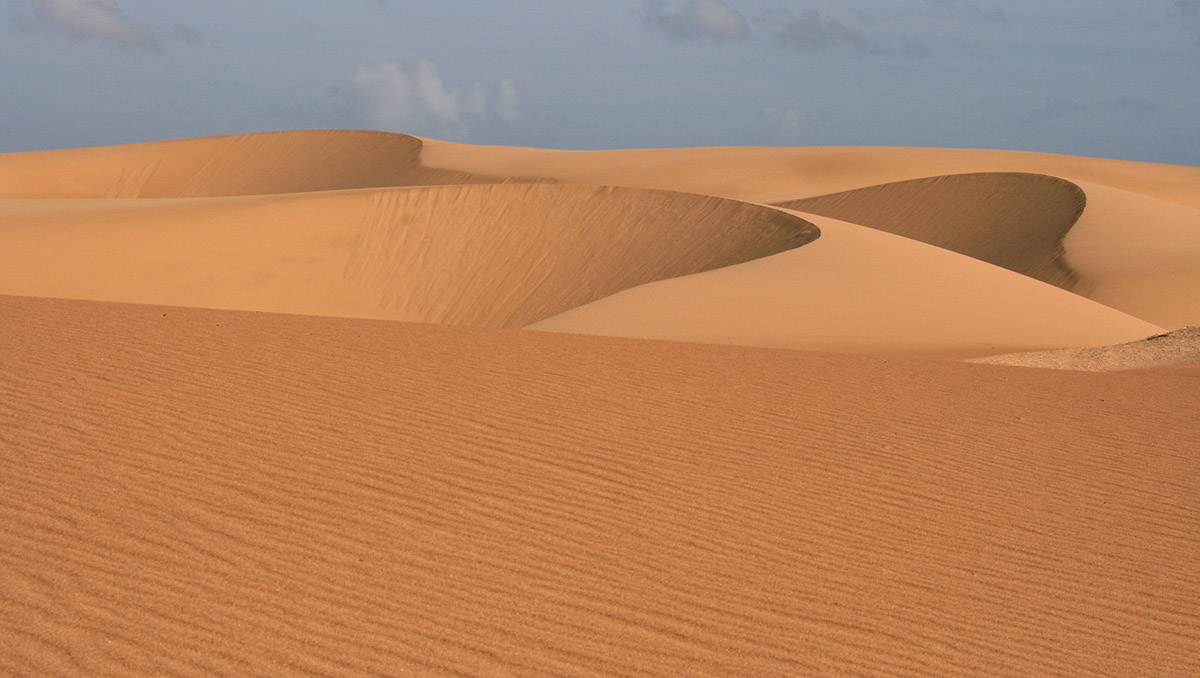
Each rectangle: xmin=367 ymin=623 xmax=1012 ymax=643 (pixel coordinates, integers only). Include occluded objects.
xmin=0 ymin=130 xmax=535 ymax=199
xmin=775 ymin=173 xmax=1087 ymax=291
xmin=530 ymin=212 xmax=1162 ymax=356
xmin=423 ymin=137 xmax=1200 ymax=329
xmin=0 ymin=183 xmax=816 ymax=327
xmin=2 ymin=295 xmax=1197 ymax=676
xmin=419 ymin=137 xmax=1200 ymax=207
xmin=1064 ymin=181 xmax=1200 ymax=328
xmin=4 ymin=130 xmax=1200 ymax=676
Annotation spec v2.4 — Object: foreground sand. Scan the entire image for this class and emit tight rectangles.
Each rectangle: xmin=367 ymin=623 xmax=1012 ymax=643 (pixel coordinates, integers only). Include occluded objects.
xmin=3 ymin=295 xmax=1198 ymax=676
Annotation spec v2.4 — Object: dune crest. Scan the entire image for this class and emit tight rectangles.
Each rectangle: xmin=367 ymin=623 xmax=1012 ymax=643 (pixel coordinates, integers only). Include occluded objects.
xmin=529 ymin=212 xmax=1162 ymax=356
xmin=1064 ymin=181 xmax=1200 ymax=328
xmin=0 ymin=130 xmax=540 ymax=199
xmin=0 ymin=184 xmax=818 ymax=327
xmin=420 ymin=138 xmax=1200 ymax=329
xmin=419 ymin=137 xmax=1200 ymax=205
xmin=775 ymin=173 xmax=1087 ymax=292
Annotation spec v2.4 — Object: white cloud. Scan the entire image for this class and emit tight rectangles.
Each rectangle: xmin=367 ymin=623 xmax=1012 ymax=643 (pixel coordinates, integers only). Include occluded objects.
xmin=496 ymin=78 xmax=522 ymax=122
xmin=464 ymin=83 xmax=488 ymax=119
xmin=925 ymin=0 xmax=1007 ymax=25
xmin=762 ymin=106 xmax=820 ymax=144
xmin=413 ymin=60 xmax=460 ymax=125
xmin=31 ymin=0 xmax=162 ymax=51
xmin=646 ymin=0 xmax=751 ymax=42
xmin=776 ymin=10 xmax=929 ymax=57
xmin=343 ymin=61 xmax=522 ymax=139
xmin=347 ymin=62 xmax=416 ymax=132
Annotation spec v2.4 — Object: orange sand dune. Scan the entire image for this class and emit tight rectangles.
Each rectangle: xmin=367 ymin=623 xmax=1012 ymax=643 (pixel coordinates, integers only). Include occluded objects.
xmin=5 ymin=129 xmax=1200 ymax=677
xmin=529 ymin=212 xmax=1162 ymax=356
xmin=1064 ymin=181 xmax=1200 ymax=328
xmin=422 ymin=137 xmax=1200 ymax=329
xmin=0 ymin=184 xmax=816 ymax=326
xmin=3 ymin=129 xmax=1197 ymax=337
xmin=2 ymin=295 xmax=1197 ymax=676
xmin=776 ymin=173 xmax=1086 ymax=291
xmin=0 ymin=130 xmax=534 ymax=199
xmin=420 ymin=137 xmax=1200 ymax=206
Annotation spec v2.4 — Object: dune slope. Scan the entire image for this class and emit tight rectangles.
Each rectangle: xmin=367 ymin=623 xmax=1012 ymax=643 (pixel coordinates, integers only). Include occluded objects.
xmin=419 ymin=138 xmax=1200 ymax=207
xmin=2 ymin=295 xmax=1198 ymax=676
xmin=1064 ymin=181 xmax=1200 ymax=328
xmin=0 ymin=130 xmax=538 ymax=199
xmin=420 ymin=138 xmax=1200 ymax=329
xmin=775 ymin=173 xmax=1087 ymax=291
xmin=0 ymin=184 xmax=818 ymax=327
xmin=529 ymin=212 xmax=1162 ymax=356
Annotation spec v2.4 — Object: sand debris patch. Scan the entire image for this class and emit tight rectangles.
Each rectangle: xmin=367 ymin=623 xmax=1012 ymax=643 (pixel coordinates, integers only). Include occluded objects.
xmin=970 ymin=326 xmax=1200 ymax=371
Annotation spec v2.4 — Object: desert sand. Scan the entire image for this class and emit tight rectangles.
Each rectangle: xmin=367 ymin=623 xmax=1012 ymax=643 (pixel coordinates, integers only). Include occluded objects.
xmin=2 ymin=130 xmax=1198 ymax=675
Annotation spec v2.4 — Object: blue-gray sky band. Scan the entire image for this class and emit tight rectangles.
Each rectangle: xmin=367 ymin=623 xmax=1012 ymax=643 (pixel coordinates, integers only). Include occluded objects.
xmin=2 ymin=1 xmax=1197 ymax=165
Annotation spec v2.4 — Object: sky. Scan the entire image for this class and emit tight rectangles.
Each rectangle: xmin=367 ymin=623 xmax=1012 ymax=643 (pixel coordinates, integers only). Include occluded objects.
xmin=2 ymin=0 xmax=1198 ymax=165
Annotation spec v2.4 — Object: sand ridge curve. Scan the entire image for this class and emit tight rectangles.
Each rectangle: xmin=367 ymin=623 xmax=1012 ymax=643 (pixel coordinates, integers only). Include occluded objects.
xmin=0 ymin=130 xmax=547 ymax=199
xmin=0 ymin=183 xmax=819 ymax=327
xmin=418 ymin=135 xmax=1200 ymax=330
xmin=418 ymin=136 xmax=1200 ymax=207
xmin=775 ymin=172 xmax=1088 ymax=292
xmin=529 ymin=210 xmax=1163 ymax=356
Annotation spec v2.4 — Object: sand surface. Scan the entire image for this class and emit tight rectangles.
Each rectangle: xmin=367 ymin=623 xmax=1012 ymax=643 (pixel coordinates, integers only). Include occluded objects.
xmin=420 ymin=137 xmax=1200 ymax=331
xmin=0 ymin=184 xmax=815 ymax=327
xmin=3 ymin=295 xmax=1198 ymax=676
xmin=3 ymin=130 xmax=1200 ymax=675
xmin=530 ymin=212 xmax=1162 ymax=356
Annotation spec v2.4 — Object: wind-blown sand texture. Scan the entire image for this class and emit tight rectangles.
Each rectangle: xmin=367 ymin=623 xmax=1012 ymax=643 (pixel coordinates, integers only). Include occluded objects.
xmin=3 ymin=295 xmax=1198 ymax=676
xmin=2 ymin=130 xmax=1199 ymax=676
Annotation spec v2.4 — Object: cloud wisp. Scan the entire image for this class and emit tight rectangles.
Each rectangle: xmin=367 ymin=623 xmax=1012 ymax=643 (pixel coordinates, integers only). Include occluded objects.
xmin=31 ymin=0 xmax=162 ymax=51
xmin=776 ymin=10 xmax=929 ymax=57
xmin=496 ymin=78 xmax=522 ymax=122
xmin=925 ymin=0 xmax=1007 ymax=25
xmin=645 ymin=0 xmax=751 ymax=42
xmin=343 ymin=61 xmax=520 ymax=139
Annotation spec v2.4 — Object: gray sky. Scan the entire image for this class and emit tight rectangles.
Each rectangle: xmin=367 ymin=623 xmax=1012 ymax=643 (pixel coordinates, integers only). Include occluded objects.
xmin=2 ymin=0 xmax=1198 ymax=164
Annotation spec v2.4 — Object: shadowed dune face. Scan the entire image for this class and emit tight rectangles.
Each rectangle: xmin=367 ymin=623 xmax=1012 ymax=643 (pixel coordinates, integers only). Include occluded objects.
xmin=0 ymin=130 xmax=537 ymax=199
xmin=776 ymin=173 xmax=1088 ymax=292
xmin=0 ymin=184 xmax=818 ymax=327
